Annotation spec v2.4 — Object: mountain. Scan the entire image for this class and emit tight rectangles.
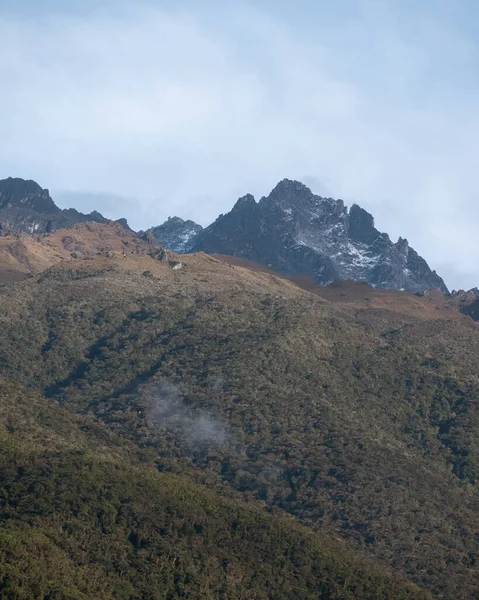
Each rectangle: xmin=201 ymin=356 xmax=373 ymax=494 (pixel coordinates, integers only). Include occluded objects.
xmin=0 ymin=177 xmax=109 ymax=233
xmin=145 ymin=216 xmax=203 ymax=253
xmin=0 ymin=243 xmax=478 ymax=598
xmin=181 ymin=179 xmax=448 ymax=294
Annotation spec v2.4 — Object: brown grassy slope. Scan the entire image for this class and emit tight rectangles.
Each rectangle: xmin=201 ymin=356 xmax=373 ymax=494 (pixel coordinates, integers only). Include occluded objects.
xmin=0 ymin=234 xmax=65 ymax=282
xmin=213 ymin=254 xmax=465 ymax=320
xmin=0 ymin=250 xmax=478 ymax=598
xmin=0 ymin=222 xmax=162 ymax=283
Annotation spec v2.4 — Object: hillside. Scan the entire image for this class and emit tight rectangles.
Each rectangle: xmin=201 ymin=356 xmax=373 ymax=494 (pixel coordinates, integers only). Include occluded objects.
xmin=213 ymin=255 xmax=465 ymax=319
xmin=0 ymin=247 xmax=477 ymax=598
xmin=0 ymin=382 xmax=433 ymax=600
xmin=0 ymin=221 xmax=164 ymax=283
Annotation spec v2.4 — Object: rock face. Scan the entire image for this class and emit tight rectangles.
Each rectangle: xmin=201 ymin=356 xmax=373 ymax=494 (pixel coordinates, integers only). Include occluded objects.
xmin=146 ymin=217 xmax=203 ymax=253
xmin=449 ymin=288 xmax=479 ymax=321
xmin=0 ymin=178 xmax=108 ymax=233
xmin=189 ymin=179 xmax=448 ymax=294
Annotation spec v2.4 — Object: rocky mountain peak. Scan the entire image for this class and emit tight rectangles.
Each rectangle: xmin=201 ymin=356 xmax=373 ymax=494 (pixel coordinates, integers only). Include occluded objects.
xmin=5 ymin=175 xmax=453 ymax=295
xmin=115 ymin=217 xmax=133 ymax=231
xmin=447 ymin=286 xmax=479 ymax=321
xmin=233 ymin=193 xmax=257 ymax=211
xmin=265 ymin=179 xmax=312 ymax=204
xmin=0 ymin=177 xmax=58 ymax=214
xmin=189 ymin=180 xmax=448 ymax=294
xmin=145 ymin=216 xmax=203 ymax=253
xmin=89 ymin=210 xmax=106 ymax=221
xmin=166 ymin=216 xmax=187 ymax=225
xmin=0 ymin=177 xmax=113 ymax=234
xmin=261 ymin=179 xmax=346 ymax=220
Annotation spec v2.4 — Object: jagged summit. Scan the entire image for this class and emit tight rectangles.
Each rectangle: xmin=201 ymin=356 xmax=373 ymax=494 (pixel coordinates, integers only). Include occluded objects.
xmin=0 ymin=177 xmax=109 ymax=234
xmin=348 ymin=204 xmax=378 ymax=244
xmin=188 ymin=180 xmax=448 ymax=294
xmin=0 ymin=177 xmax=58 ymax=214
xmin=264 ymin=178 xmax=313 ymax=205
xmin=233 ymin=193 xmax=257 ymax=211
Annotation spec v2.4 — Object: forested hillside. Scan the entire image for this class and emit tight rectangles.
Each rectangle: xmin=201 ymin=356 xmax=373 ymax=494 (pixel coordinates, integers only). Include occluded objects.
xmin=0 ymin=380 xmax=432 ymax=599
xmin=0 ymin=248 xmax=477 ymax=598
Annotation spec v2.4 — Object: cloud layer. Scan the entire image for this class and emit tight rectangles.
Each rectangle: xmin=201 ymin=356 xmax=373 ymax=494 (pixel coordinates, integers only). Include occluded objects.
xmin=1 ymin=1 xmax=478 ymax=289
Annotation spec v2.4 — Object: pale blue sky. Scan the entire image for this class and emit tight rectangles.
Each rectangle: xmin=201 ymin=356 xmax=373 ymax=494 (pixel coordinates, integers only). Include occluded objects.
xmin=1 ymin=1 xmax=478 ymax=289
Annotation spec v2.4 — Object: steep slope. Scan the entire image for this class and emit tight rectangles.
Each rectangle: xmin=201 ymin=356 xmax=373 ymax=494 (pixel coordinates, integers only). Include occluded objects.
xmin=190 ymin=180 xmax=447 ymax=294
xmin=0 ymin=178 xmax=108 ymax=233
xmin=145 ymin=216 xmax=203 ymax=253
xmin=0 ymin=382 xmax=432 ymax=600
xmin=0 ymin=252 xmax=477 ymax=598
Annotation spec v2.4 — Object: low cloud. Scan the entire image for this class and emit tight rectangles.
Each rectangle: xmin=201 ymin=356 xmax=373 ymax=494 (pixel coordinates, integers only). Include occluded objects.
xmin=148 ymin=381 xmax=227 ymax=447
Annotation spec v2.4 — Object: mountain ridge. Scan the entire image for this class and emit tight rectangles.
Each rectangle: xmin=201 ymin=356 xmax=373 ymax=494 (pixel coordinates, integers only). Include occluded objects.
xmin=0 ymin=177 xmax=478 ymax=598
xmin=0 ymin=177 xmax=129 ymax=234
xmin=0 ymin=220 xmax=169 ymax=284
xmin=0 ymin=176 xmax=452 ymax=294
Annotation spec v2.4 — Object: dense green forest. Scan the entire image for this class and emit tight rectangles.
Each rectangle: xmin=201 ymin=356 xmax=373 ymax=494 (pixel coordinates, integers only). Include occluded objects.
xmin=0 ymin=253 xmax=478 ymax=598
xmin=0 ymin=382 xmax=430 ymax=599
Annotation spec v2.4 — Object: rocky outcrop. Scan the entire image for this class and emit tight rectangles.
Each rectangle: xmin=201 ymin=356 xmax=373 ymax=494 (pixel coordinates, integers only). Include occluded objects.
xmin=449 ymin=288 xmax=479 ymax=321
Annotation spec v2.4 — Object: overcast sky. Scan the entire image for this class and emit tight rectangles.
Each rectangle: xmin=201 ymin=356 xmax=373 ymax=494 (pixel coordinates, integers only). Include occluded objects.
xmin=1 ymin=1 xmax=478 ymax=289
